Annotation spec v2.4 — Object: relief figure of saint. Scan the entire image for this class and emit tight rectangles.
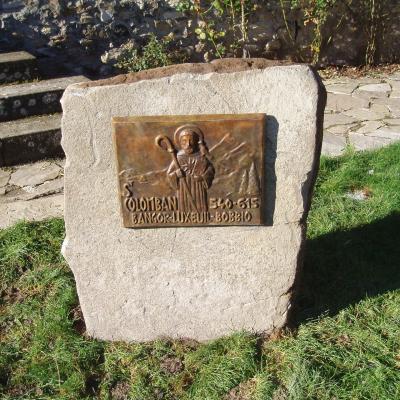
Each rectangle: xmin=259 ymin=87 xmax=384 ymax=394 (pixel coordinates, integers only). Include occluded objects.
xmin=167 ymin=125 xmax=215 ymax=212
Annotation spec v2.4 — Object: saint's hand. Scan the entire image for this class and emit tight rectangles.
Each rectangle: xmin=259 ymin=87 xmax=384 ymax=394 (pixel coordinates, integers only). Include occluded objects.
xmin=175 ymin=169 xmax=184 ymax=178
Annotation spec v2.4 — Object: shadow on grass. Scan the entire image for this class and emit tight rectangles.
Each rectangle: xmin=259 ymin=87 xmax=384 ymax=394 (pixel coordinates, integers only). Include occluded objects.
xmin=290 ymin=212 xmax=400 ymax=326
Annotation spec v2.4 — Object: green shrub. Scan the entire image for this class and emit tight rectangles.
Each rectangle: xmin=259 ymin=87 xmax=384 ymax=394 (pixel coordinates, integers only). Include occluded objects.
xmin=115 ymin=35 xmax=174 ymax=73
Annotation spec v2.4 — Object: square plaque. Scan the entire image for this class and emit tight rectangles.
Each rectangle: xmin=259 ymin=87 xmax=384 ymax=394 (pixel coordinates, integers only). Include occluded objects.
xmin=112 ymin=114 xmax=266 ymax=228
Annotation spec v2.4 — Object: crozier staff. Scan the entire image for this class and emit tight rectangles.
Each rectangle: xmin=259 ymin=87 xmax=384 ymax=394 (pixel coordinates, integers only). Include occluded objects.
xmin=167 ymin=125 xmax=214 ymax=213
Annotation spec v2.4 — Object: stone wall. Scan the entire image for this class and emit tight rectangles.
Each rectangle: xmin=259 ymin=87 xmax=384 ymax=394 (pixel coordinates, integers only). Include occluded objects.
xmin=1 ymin=0 xmax=399 ymax=77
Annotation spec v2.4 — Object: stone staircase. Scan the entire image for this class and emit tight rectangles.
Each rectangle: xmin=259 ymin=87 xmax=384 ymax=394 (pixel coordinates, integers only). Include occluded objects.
xmin=0 ymin=51 xmax=37 ymax=84
xmin=0 ymin=51 xmax=89 ymax=167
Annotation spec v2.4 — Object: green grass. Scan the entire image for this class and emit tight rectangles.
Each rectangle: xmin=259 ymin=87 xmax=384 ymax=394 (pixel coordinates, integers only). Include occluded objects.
xmin=1 ymin=143 xmax=399 ymax=399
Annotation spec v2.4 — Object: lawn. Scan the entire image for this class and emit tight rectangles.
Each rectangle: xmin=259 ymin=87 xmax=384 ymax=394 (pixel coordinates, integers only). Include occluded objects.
xmin=1 ymin=143 xmax=399 ymax=400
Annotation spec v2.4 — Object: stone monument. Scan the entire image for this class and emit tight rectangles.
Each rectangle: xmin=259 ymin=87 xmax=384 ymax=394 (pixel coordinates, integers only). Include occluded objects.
xmin=61 ymin=59 xmax=325 ymax=341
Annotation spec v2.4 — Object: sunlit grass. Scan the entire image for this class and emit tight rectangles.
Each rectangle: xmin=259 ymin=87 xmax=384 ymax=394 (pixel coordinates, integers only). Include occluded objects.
xmin=1 ymin=143 xmax=399 ymax=399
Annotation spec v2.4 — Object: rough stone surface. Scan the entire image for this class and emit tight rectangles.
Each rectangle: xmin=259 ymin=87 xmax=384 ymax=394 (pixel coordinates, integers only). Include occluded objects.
xmin=18 ymin=178 xmax=64 ymax=201
xmin=61 ymin=62 xmax=325 ymax=342
xmin=325 ymin=93 xmax=369 ymax=112
xmin=356 ymin=83 xmax=392 ymax=95
xmin=9 ymin=161 xmax=61 ymax=187
xmin=0 ymin=194 xmax=63 ymax=229
xmin=326 ymin=123 xmax=357 ymax=135
xmin=353 ymin=120 xmax=384 ymax=134
xmin=324 ymin=82 xmax=359 ymax=95
xmin=324 ymin=113 xmax=357 ymax=128
xmin=321 ymin=132 xmax=346 ymax=156
xmin=348 ymin=132 xmax=397 ymax=150
xmin=368 ymin=126 xmax=400 ymax=140
xmin=80 ymin=58 xmax=292 ymax=88
xmin=391 ymin=91 xmax=400 ymax=98
xmin=0 ymin=158 xmax=64 ymax=228
xmin=383 ymin=118 xmax=400 ymax=126
xmin=343 ymin=108 xmax=386 ymax=121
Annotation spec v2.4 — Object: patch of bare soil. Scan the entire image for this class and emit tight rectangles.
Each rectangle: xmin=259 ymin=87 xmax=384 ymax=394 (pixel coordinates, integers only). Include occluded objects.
xmin=160 ymin=356 xmax=184 ymax=374
xmin=69 ymin=304 xmax=86 ymax=335
xmin=223 ymin=378 xmax=258 ymax=400
xmin=111 ymin=381 xmax=131 ymax=400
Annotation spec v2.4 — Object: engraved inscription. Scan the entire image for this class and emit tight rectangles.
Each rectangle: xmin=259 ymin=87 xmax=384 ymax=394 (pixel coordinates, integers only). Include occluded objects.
xmin=113 ymin=114 xmax=265 ymax=228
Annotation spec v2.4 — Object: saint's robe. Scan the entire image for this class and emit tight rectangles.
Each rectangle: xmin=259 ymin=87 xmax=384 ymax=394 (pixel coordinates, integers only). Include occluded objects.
xmin=167 ymin=151 xmax=214 ymax=212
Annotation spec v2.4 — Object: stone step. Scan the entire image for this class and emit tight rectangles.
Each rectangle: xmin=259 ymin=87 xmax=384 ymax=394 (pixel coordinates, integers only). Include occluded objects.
xmin=0 ymin=113 xmax=63 ymax=167
xmin=0 ymin=51 xmax=38 ymax=84
xmin=0 ymin=75 xmax=89 ymax=122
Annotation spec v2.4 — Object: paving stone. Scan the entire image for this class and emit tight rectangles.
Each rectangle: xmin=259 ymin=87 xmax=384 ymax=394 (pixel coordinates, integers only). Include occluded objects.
xmin=368 ymin=126 xmax=400 ymax=140
xmin=357 ymin=83 xmax=391 ymax=94
xmin=0 ymin=193 xmax=64 ymax=229
xmin=55 ymin=158 xmax=66 ymax=168
xmin=343 ymin=107 xmax=386 ymax=121
xmin=321 ymin=132 xmax=347 ymax=156
xmin=348 ymin=132 xmax=396 ymax=151
xmin=390 ymin=90 xmax=400 ymax=98
xmin=0 ymin=169 xmax=11 ymax=187
xmin=387 ymin=79 xmax=400 ymax=90
xmin=390 ymin=111 xmax=400 ymax=118
xmin=371 ymin=98 xmax=400 ymax=117
xmin=372 ymin=97 xmax=400 ymax=107
xmin=325 ymin=77 xmax=379 ymax=85
xmin=353 ymin=120 xmax=384 ymax=134
xmin=325 ymin=93 xmax=369 ymax=112
xmin=327 ymin=123 xmax=358 ymax=135
xmin=19 ymin=177 xmax=64 ymax=200
xmin=0 ymin=186 xmax=23 ymax=203
xmin=369 ymin=103 xmax=391 ymax=115
xmin=389 ymin=72 xmax=400 ymax=81
xmin=324 ymin=113 xmax=357 ymax=128
xmin=355 ymin=77 xmax=382 ymax=84
xmin=325 ymin=82 xmax=359 ymax=95
xmin=353 ymin=83 xmax=392 ymax=100
xmin=383 ymin=118 xmax=400 ymax=126
xmin=323 ymin=77 xmax=354 ymax=85
xmin=9 ymin=161 xmax=61 ymax=187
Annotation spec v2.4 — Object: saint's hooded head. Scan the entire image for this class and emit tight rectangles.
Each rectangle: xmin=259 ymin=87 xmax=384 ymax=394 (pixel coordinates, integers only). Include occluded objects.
xmin=174 ymin=124 xmax=208 ymax=156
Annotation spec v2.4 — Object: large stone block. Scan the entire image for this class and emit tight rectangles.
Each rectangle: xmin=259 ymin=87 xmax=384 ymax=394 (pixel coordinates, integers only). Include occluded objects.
xmin=61 ymin=59 xmax=325 ymax=342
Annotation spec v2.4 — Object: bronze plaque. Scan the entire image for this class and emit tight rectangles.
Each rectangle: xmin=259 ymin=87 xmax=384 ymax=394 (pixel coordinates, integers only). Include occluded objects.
xmin=112 ymin=114 xmax=266 ymax=228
